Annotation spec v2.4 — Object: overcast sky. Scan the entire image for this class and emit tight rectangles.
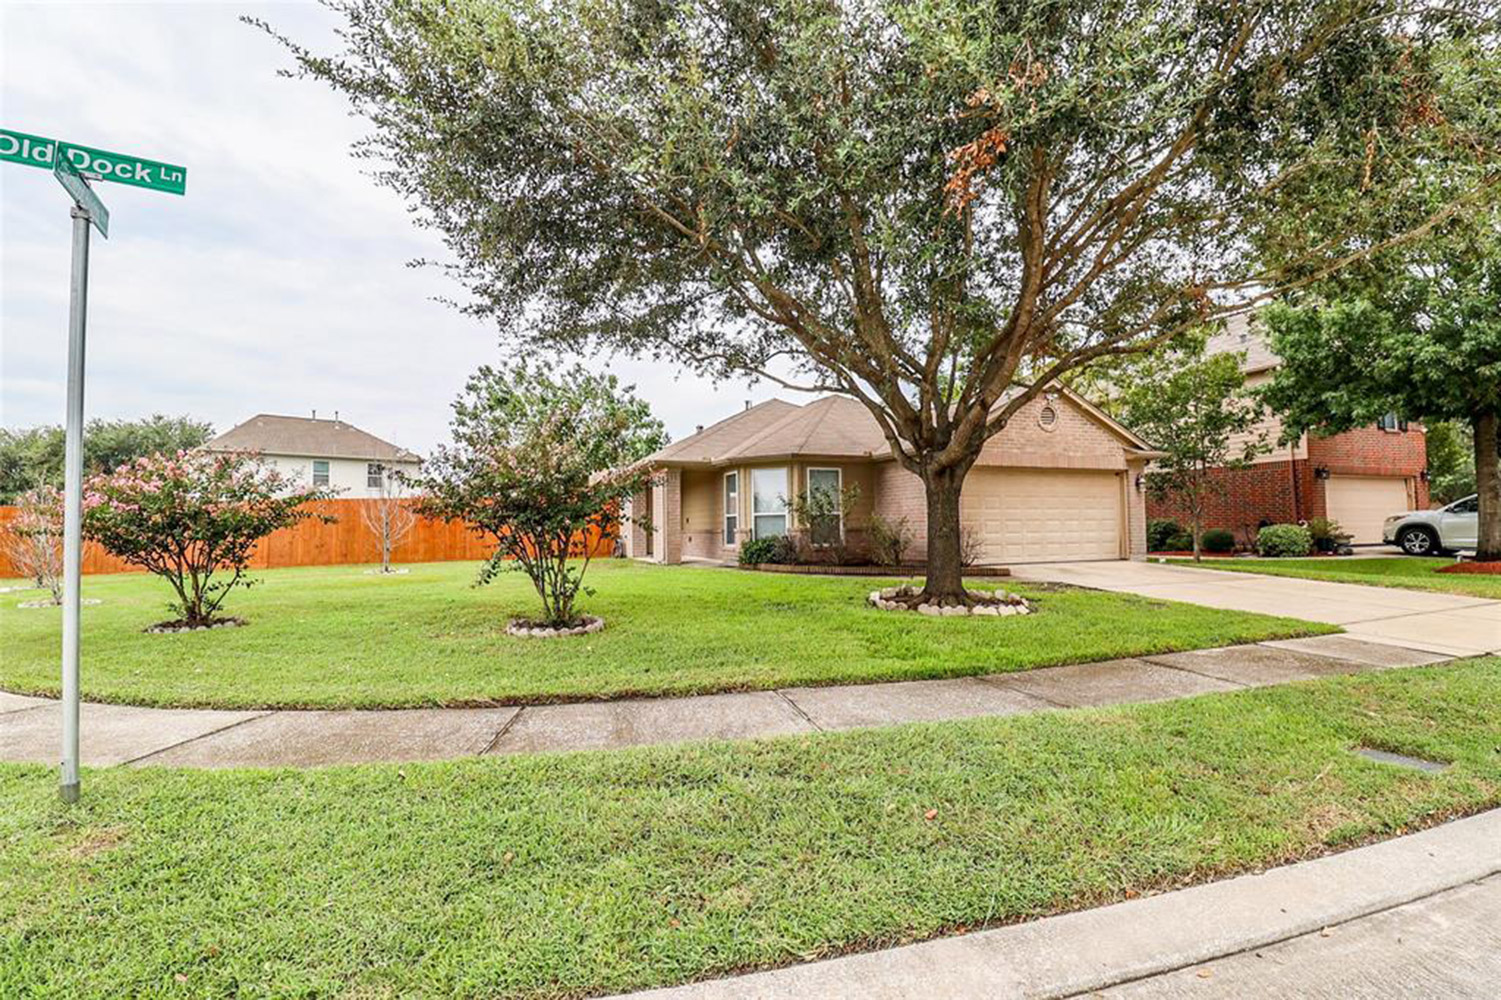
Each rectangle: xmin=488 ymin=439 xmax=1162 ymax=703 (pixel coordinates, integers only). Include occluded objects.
xmin=0 ymin=1 xmax=784 ymax=453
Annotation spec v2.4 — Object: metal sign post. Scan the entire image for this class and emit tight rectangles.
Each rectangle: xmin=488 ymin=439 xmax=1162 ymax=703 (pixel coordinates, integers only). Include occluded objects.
xmin=2 ymin=125 xmax=184 ymax=803
xmin=59 ymin=201 xmax=94 ymax=804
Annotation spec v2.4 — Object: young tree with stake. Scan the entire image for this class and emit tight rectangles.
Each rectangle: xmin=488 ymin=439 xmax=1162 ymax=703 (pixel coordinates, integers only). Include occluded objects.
xmin=360 ymin=464 xmax=419 ymax=573
xmin=1121 ymin=352 xmax=1267 ymax=561
xmin=267 ymin=0 xmax=1499 ymax=603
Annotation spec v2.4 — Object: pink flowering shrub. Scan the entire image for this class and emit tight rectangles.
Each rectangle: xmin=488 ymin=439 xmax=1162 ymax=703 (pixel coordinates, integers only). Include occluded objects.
xmin=4 ymin=485 xmax=65 ymax=604
xmin=82 ymin=450 xmax=334 ymax=626
xmin=416 ymin=364 xmax=666 ymax=626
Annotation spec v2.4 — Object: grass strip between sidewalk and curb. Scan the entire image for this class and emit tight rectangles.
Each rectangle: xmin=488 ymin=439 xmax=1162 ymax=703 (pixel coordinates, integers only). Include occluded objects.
xmin=2 ymin=657 xmax=1498 ymax=999
xmin=0 ymin=560 xmax=1335 ymax=709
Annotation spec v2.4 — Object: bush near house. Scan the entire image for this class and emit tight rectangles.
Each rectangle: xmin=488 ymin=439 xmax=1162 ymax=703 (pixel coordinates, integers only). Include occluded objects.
xmin=738 ymin=536 xmax=797 ymax=566
xmin=1200 ymin=529 xmax=1236 ymax=554
xmin=1147 ymin=519 xmax=1183 ymax=553
xmin=1305 ymin=517 xmax=1352 ymax=554
xmin=1256 ymin=524 xmax=1313 ymax=558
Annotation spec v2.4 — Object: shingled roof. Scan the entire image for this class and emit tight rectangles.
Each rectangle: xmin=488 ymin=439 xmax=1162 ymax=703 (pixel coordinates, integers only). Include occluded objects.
xmin=644 ymin=390 xmax=1155 ymax=468
xmin=204 ymin=414 xmax=420 ymax=462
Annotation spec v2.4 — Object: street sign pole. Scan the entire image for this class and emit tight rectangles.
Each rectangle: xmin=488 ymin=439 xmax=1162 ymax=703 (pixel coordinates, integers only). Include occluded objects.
xmin=59 ymin=205 xmax=91 ymax=805
xmin=3 ymin=125 xmax=184 ymax=803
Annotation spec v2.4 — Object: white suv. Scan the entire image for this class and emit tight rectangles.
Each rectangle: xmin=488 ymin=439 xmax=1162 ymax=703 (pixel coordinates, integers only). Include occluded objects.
xmin=1383 ymin=495 xmax=1479 ymax=555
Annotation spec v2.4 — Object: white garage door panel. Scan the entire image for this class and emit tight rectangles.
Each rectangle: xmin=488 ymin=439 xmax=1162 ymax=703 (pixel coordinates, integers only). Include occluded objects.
xmin=1326 ymin=476 xmax=1410 ymax=545
xmin=962 ymin=469 xmax=1122 ymax=564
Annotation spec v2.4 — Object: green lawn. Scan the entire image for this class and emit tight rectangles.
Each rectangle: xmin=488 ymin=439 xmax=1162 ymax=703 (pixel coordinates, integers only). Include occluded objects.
xmin=0 ymin=560 xmax=1333 ymax=709
xmin=2 ymin=658 xmax=1497 ymax=999
xmin=1166 ymin=555 xmax=1501 ymax=600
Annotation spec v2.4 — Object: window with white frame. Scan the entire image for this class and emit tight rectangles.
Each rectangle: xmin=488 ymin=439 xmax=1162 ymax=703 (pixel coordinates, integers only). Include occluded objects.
xmin=367 ymin=463 xmax=384 ymax=489
xmin=723 ymin=471 xmax=739 ymax=545
xmin=1376 ymin=413 xmax=1408 ymax=432
xmin=751 ymin=467 xmax=788 ymax=538
xmin=806 ymin=467 xmax=843 ymax=545
xmin=312 ymin=460 xmax=331 ymax=487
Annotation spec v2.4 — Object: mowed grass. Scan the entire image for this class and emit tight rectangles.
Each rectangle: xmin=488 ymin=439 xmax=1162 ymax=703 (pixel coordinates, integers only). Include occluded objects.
xmin=0 ymin=560 xmax=1333 ymax=709
xmin=1167 ymin=555 xmax=1501 ymax=600
xmin=2 ymin=659 xmax=1499 ymax=999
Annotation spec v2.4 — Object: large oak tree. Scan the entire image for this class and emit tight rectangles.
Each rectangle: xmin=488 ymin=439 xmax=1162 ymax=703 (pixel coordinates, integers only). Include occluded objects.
xmin=267 ymin=0 xmax=1497 ymax=600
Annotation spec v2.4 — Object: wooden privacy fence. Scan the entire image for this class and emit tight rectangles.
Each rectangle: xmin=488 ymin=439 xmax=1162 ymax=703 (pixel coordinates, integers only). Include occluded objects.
xmin=0 ymin=499 xmax=616 ymax=578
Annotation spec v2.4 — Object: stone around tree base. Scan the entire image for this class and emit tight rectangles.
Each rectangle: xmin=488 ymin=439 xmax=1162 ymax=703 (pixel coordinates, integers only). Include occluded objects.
xmin=506 ymin=615 xmax=606 ymax=639
xmin=362 ymin=568 xmax=412 ymax=575
xmin=145 ymin=616 xmax=248 ymax=634
xmin=867 ymin=586 xmax=1031 ymax=617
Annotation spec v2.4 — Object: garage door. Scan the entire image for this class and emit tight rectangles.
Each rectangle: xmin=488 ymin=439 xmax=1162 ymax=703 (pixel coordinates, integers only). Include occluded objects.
xmin=961 ymin=469 xmax=1123 ymax=564
xmin=1325 ymin=475 xmax=1410 ymax=545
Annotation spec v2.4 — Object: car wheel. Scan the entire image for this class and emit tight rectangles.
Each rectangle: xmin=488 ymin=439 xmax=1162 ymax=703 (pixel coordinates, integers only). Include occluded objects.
xmin=1398 ymin=526 xmax=1442 ymax=556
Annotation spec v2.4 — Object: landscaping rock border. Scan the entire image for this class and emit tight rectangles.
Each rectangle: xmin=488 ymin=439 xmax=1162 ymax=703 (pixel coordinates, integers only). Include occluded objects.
xmin=506 ymin=615 xmax=605 ymax=639
xmin=744 ymin=562 xmax=1011 ymax=577
xmin=146 ymin=617 xmax=248 ymax=634
xmin=868 ymin=584 xmax=1031 ymax=617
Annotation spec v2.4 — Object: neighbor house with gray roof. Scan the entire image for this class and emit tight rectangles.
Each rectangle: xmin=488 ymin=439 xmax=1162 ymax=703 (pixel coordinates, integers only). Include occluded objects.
xmin=204 ymin=413 xmax=421 ymax=496
xmin=624 ymin=390 xmax=1159 ymax=566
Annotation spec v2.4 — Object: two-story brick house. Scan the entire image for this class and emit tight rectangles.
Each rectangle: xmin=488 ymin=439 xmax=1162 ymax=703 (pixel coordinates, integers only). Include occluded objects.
xmin=1146 ymin=315 xmax=1429 ymax=545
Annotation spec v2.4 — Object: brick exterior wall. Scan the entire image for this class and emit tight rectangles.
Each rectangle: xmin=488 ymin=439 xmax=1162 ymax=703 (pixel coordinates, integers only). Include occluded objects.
xmin=1145 ymin=425 xmax=1429 ymax=545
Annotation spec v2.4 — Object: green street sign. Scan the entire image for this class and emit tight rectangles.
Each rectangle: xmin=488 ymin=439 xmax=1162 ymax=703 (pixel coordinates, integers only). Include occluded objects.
xmin=1 ymin=128 xmax=186 ymax=195
xmin=54 ymin=156 xmax=109 ymax=238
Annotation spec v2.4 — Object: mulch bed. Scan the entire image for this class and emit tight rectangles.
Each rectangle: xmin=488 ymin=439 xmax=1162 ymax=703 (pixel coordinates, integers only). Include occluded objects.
xmin=1437 ymin=560 xmax=1501 ymax=575
xmin=742 ymin=562 xmax=1012 ymax=577
xmin=145 ymin=617 xmax=248 ymax=634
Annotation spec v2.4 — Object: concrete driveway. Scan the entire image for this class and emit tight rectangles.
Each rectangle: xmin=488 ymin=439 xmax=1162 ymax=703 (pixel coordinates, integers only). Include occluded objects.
xmin=1012 ymin=560 xmax=1501 ymax=658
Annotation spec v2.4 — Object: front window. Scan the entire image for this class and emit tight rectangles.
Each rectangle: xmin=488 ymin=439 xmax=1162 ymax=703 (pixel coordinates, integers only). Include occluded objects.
xmin=367 ymin=463 xmax=384 ymax=489
xmin=312 ymin=460 xmax=330 ymax=487
xmin=1376 ymin=413 xmax=1407 ymax=432
xmin=1448 ymin=496 xmax=1478 ymax=514
xmin=806 ymin=468 xmax=843 ymax=545
xmin=723 ymin=472 xmax=739 ymax=546
xmin=751 ymin=467 xmax=788 ymax=539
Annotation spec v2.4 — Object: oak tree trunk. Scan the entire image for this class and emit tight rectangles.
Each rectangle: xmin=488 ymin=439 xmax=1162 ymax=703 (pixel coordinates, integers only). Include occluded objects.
xmin=1475 ymin=410 xmax=1501 ymax=562
xmin=921 ymin=467 xmax=969 ymax=604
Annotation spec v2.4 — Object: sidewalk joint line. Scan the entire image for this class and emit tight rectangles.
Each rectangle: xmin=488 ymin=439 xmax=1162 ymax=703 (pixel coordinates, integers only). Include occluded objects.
xmin=121 ymin=711 xmax=275 ymax=767
xmin=1059 ymin=863 xmax=1501 ymax=999
xmin=0 ymin=702 xmax=52 ymax=718
xmin=773 ymin=689 xmax=823 ymax=732
xmin=1138 ymin=656 xmax=1252 ymax=688
xmin=977 ymin=674 xmax=1075 ymax=709
xmin=480 ymin=707 xmax=525 ymax=754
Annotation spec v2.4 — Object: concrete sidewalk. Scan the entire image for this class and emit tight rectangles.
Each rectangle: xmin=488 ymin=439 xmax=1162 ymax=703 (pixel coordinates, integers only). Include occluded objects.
xmin=0 ymin=634 xmax=1451 ymax=769
xmin=617 ymin=808 xmax=1501 ymax=999
xmin=1014 ymin=561 xmax=1501 ymax=657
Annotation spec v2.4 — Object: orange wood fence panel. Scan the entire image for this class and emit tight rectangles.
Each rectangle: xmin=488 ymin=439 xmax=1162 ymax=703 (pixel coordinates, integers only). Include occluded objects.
xmin=0 ymin=500 xmax=615 ymax=578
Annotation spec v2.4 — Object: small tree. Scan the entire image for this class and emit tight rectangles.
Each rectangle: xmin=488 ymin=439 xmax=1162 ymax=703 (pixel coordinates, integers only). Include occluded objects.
xmin=416 ymin=364 xmax=665 ymax=627
xmin=786 ymin=483 xmax=861 ymax=565
xmin=3 ymin=485 xmax=64 ymax=603
xmin=82 ymin=451 xmax=333 ymax=627
xmin=1122 ymin=352 xmax=1267 ymax=561
xmin=359 ymin=465 xmax=419 ymax=573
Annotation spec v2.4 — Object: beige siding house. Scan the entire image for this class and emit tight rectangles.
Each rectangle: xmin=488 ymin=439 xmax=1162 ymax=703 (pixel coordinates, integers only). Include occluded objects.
xmin=626 ymin=391 xmax=1159 ymax=566
xmin=204 ymin=414 xmax=421 ymax=495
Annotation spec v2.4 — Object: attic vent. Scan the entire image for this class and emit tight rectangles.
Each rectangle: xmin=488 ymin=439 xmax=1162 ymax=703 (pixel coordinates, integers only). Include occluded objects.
xmin=1038 ymin=404 xmax=1059 ymax=431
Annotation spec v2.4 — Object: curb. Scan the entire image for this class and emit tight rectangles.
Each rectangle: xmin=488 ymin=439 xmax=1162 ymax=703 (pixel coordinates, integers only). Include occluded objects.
xmin=616 ymin=808 xmax=1501 ymax=999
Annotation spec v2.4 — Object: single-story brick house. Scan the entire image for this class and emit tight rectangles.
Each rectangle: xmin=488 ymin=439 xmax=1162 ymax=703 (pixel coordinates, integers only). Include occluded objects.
xmin=1146 ymin=315 xmax=1429 ymax=545
xmin=625 ymin=390 xmax=1160 ymax=566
